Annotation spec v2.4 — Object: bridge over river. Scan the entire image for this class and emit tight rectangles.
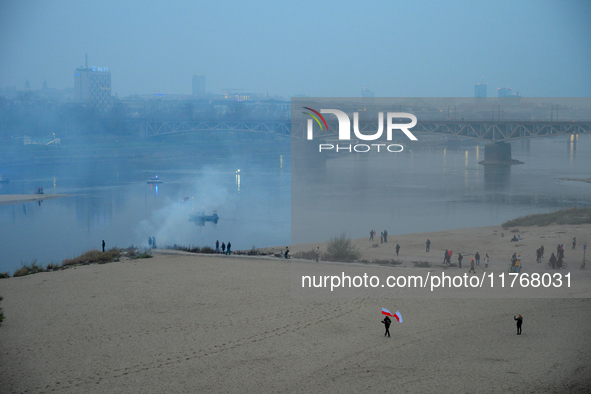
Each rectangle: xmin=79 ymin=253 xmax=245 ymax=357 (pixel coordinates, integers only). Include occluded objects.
xmin=145 ymin=120 xmax=591 ymax=142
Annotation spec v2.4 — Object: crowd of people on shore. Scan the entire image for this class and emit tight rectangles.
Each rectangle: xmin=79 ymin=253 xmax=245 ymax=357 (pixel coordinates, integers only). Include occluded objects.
xmin=366 ymin=230 xmax=586 ymax=273
xmin=440 ymin=248 xmax=490 ymax=271
xmin=214 ymin=240 xmax=232 ymax=255
xmin=370 ymin=229 xmax=389 ymax=244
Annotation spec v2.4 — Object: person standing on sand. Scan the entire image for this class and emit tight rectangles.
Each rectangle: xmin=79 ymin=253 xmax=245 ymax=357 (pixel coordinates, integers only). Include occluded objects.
xmin=216 ymin=240 xmax=219 ymax=253
xmin=382 ymin=316 xmax=391 ymax=337
xmin=384 ymin=230 xmax=388 ymax=243
xmin=469 ymin=258 xmax=475 ymax=273
xmin=549 ymin=253 xmax=557 ymax=269
xmin=458 ymin=253 xmax=463 ymax=268
xmin=475 ymin=252 xmax=480 ymax=266
xmin=102 ymin=240 xmax=105 ymax=252
xmin=572 ymin=237 xmax=576 ymax=250
xmin=426 ymin=239 xmax=431 ymax=252
xmin=226 ymin=242 xmax=232 ymax=255
xmin=380 ymin=232 xmax=384 ymax=244
xmin=443 ymin=250 xmax=449 ymax=264
xmin=514 ymin=315 xmax=523 ymax=335
xmin=149 ymin=237 xmax=152 ymax=248
xmin=221 ymin=242 xmax=226 ymax=254
xmin=485 ymin=254 xmax=490 ymax=269
xmin=315 ymin=247 xmax=320 ymax=262
xmin=370 ymin=230 xmax=374 ymax=241
xmin=396 ymin=244 xmax=400 ymax=256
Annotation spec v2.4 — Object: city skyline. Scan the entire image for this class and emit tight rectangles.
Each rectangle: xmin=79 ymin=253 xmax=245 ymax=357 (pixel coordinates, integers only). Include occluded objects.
xmin=1 ymin=0 xmax=590 ymax=98
xmin=3 ymin=66 xmax=532 ymax=101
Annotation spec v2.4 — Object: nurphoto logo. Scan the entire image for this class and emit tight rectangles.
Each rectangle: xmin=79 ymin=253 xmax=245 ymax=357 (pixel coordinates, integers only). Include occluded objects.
xmin=302 ymin=107 xmax=418 ymax=153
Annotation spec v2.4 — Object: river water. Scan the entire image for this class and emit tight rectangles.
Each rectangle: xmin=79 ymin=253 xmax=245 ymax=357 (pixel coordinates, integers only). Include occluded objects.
xmin=292 ymin=133 xmax=591 ymax=244
xmin=1 ymin=134 xmax=589 ymax=273
xmin=0 ymin=144 xmax=291 ymax=273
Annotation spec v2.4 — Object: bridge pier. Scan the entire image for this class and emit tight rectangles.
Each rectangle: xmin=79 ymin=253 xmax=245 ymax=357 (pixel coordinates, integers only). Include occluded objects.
xmin=479 ymin=141 xmax=524 ymax=165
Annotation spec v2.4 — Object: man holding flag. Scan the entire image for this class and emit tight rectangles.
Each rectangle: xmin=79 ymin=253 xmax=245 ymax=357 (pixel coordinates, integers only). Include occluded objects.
xmin=382 ymin=308 xmax=403 ymax=338
xmin=382 ymin=316 xmax=391 ymax=337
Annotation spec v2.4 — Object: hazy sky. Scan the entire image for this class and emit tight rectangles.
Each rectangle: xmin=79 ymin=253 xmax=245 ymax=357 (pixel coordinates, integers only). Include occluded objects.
xmin=1 ymin=0 xmax=590 ymax=98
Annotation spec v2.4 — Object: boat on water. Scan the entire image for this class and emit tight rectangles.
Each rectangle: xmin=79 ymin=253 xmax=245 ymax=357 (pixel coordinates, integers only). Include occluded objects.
xmin=189 ymin=211 xmax=219 ymax=224
xmin=146 ymin=176 xmax=164 ymax=184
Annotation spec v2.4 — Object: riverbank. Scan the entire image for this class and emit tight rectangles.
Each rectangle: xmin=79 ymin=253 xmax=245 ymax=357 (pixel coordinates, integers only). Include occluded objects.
xmin=0 ymin=224 xmax=590 ymax=392
xmin=271 ymin=223 xmax=591 ymax=269
xmin=0 ymin=194 xmax=70 ymax=206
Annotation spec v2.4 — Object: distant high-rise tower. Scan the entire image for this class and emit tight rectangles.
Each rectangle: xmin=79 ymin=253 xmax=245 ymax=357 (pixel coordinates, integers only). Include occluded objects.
xmin=474 ymin=82 xmax=487 ymax=98
xmin=361 ymin=87 xmax=375 ymax=98
xmin=192 ymin=75 xmax=206 ymax=96
xmin=74 ymin=55 xmax=111 ymax=111
xmin=497 ymin=87 xmax=512 ymax=98
xmin=497 ymin=87 xmax=522 ymax=102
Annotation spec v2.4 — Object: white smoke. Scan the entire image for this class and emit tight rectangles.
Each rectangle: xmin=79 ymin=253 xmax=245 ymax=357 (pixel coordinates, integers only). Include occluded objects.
xmin=134 ymin=167 xmax=235 ymax=248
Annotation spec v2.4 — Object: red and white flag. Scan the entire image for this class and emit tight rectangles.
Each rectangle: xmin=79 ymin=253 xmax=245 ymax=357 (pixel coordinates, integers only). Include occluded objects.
xmin=382 ymin=308 xmax=403 ymax=323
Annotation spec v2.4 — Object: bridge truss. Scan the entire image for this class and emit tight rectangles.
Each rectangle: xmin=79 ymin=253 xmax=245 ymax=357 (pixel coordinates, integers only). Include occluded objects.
xmin=146 ymin=120 xmax=591 ymax=141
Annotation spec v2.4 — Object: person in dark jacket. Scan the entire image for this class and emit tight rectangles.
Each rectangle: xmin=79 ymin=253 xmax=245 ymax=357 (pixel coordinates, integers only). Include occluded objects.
xmin=382 ymin=316 xmax=391 ymax=337
xmin=549 ymin=253 xmax=557 ymax=269
xmin=458 ymin=253 xmax=463 ymax=268
xmin=514 ymin=315 xmax=523 ymax=335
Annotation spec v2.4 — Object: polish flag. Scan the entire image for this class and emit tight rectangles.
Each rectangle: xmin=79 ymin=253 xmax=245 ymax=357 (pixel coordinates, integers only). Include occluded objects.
xmin=382 ymin=308 xmax=403 ymax=323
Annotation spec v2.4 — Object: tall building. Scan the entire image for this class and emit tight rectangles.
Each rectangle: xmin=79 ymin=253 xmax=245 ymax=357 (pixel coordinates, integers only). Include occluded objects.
xmin=74 ymin=56 xmax=112 ymax=111
xmin=497 ymin=87 xmax=512 ymax=97
xmin=497 ymin=87 xmax=522 ymax=103
xmin=474 ymin=82 xmax=487 ymax=98
xmin=192 ymin=75 xmax=206 ymax=96
xmin=74 ymin=66 xmax=112 ymax=109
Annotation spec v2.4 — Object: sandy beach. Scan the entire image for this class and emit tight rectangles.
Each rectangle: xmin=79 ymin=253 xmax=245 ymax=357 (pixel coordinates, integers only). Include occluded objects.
xmin=1 ymin=224 xmax=590 ymax=393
